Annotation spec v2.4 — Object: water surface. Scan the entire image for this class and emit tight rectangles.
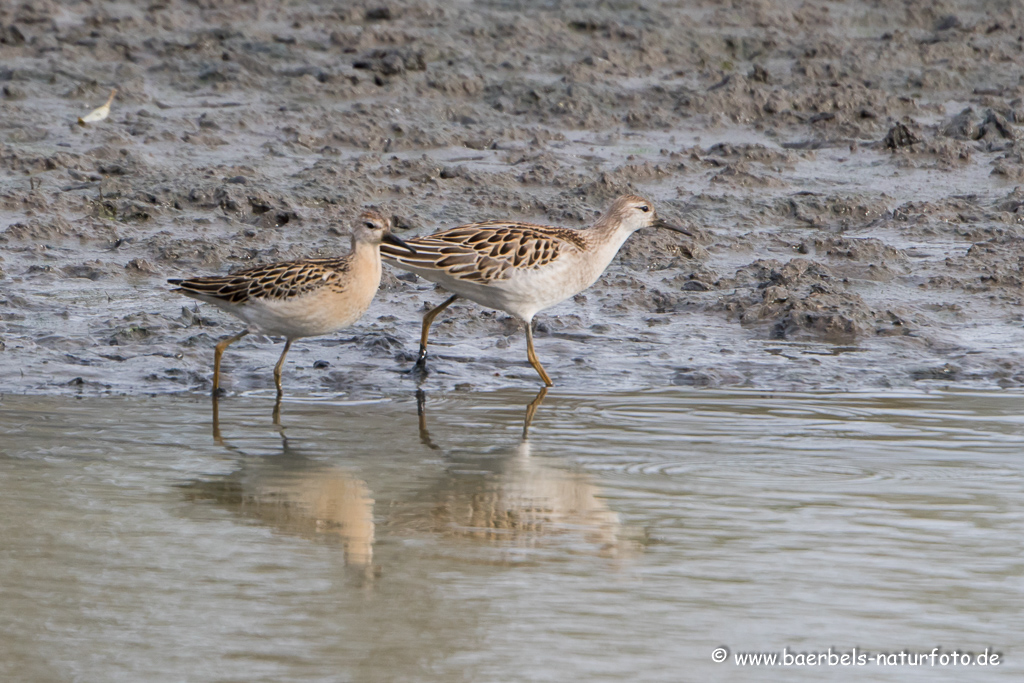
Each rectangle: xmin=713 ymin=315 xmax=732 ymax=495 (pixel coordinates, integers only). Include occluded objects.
xmin=2 ymin=389 xmax=1022 ymax=682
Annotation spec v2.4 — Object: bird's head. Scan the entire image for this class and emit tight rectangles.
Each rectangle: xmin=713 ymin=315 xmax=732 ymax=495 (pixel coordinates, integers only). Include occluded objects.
xmin=354 ymin=210 xmax=416 ymax=253
xmin=604 ymin=194 xmax=693 ymax=237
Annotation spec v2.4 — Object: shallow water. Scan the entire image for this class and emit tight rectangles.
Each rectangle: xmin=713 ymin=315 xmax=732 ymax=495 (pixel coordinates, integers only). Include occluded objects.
xmin=1 ymin=388 xmax=1022 ymax=682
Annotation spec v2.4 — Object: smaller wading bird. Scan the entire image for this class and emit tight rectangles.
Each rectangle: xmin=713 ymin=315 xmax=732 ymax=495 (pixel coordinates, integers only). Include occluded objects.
xmin=169 ymin=210 xmax=415 ymax=395
xmin=381 ymin=194 xmax=693 ymax=386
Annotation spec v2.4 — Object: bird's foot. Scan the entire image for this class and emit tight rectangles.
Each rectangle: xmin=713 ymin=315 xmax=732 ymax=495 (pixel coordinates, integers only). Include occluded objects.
xmin=404 ymin=357 xmax=430 ymax=378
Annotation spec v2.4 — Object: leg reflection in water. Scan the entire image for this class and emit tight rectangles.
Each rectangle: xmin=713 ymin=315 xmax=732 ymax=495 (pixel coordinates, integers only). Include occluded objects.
xmin=198 ymin=397 xmax=376 ymax=573
xmin=417 ymin=386 xmax=549 ymax=449
xmin=212 ymin=393 xmax=223 ymax=445
xmin=409 ymin=388 xmax=635 ymax=558
xmin=522 ymin=387 xmax=548 ymax=439
xmin=211 ymin=391 xmax=286 ymax=440
xmin=272 ymin=390 xmax=283 ymax=427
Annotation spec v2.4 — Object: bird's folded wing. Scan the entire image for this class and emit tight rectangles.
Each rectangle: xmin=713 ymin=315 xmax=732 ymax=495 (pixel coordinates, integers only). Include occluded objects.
xmin=381 ymin=221 xmax=585 ymax=284
xmin=170 ymin=258 xmax=348 ymax=304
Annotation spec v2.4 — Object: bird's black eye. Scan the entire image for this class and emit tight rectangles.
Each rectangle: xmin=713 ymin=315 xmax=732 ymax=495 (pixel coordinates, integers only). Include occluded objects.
xmin=639 ymin=205 xmax=650 ymax=213
xmin=365 ymin=222 xmax=376 ymax=229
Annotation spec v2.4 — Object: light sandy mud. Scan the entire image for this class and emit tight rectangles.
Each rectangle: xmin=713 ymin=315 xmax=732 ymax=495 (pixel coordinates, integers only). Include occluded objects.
xmin=2 ymin=0 xmax=1024 ymax=397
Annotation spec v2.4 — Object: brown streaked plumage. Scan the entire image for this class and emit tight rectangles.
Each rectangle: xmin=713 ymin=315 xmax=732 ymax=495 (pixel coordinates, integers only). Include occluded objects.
xmin=168 ymin=210 xmax=415 ymax=396
xmin=170 ymin=256 xmax=354 ymax=305
xmin=381 ymin=194 xmax=693 ymax=386
xmin=389 ymin=221 xmax=587 ymax=284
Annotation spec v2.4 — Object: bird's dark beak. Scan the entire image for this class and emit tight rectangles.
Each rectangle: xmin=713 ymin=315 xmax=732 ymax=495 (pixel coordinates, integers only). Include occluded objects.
xmin=654 ymin=217 xmax=693 ymax=237
xmin=383 ymin=231 xmax=417 ymax=254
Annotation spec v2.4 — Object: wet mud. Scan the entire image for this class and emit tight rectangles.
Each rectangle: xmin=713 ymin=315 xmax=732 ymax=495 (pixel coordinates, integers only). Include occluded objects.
xmin=3 ymin=0 xmax=1024 ymax=396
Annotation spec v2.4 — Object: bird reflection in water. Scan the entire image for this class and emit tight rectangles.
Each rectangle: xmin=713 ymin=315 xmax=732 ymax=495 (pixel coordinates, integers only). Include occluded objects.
xmin=411 ymin=388 xmax=635 ymax=558
xmin=193 ymin=389 xmax=635 ymax=573
xmin=188 ymin=396 xmax=376 ymax=572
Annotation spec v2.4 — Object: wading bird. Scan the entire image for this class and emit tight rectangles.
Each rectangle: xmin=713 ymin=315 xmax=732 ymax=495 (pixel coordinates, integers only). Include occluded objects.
xmin=169 ymin=210 xmax=415 ymax=395
xmin=381 ymin=195 xmax=692 ymax=386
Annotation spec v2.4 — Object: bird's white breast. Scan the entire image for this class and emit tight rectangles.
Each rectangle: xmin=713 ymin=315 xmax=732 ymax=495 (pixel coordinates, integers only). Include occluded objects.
xmin=408 ymin=250 xmax=605 ymax=322
xmin=231 ymin=289 xmax=367 ymax=339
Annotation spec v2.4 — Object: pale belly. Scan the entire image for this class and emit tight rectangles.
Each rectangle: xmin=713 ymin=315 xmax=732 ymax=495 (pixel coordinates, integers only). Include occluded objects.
xmin=408 ymin=259 xmax=598 ymax=321
xmin=211 ymin=289 xmax=373 ymax=339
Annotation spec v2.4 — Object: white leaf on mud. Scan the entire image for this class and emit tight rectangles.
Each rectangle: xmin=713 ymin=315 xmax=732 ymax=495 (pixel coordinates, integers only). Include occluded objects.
xmin=78 ymin=89 xmax=117 ymax=125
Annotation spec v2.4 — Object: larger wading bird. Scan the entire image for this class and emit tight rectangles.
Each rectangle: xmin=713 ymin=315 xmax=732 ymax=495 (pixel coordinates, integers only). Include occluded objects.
xmin=381 ymin=195 xmax=692 ymax=386
xmin=169 ymin=210 xmax=415 ymax=395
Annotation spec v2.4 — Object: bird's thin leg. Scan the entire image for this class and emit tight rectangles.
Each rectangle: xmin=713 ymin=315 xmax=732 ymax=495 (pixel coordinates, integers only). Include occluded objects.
xmin=522 ymin=386 xmax=549 ymax=438
xmin=213 ymin=330 xmax=249 ymax=395
xmin=524 ymin=321 xmax=553 ymax=387
xmin=273 ymin=340 xmax=293 ymax=395
xmin=414 ymin=294 xmax=459 ymax=370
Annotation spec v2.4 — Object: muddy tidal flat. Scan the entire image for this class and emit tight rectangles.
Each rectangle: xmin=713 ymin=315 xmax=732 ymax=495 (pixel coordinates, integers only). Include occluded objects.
xmin=4 ymin=2 xmax=1024 ymax=681
xmin=2 ymin=0 xmax=1024 ymax=394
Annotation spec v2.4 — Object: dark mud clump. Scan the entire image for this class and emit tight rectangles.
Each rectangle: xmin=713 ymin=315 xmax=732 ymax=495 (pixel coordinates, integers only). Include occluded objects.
xmin=719 ymin=259 xmax=876 ymax=343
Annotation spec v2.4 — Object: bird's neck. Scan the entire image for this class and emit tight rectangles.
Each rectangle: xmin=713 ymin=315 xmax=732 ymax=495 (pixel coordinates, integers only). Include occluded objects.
xmin=573 ymin=220 xmax=636 ymax=286
xmin=351 ymin=238 xmax=382 ymax=282
xmin=584 ymin=218 xmax=635 ymax=261
xmin=585 ymin=207 xmax=634 ymax=245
